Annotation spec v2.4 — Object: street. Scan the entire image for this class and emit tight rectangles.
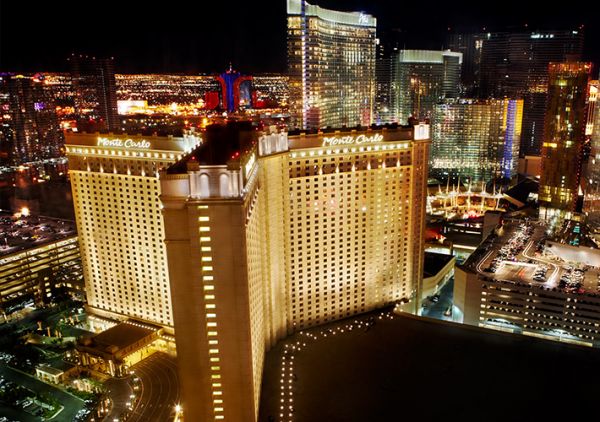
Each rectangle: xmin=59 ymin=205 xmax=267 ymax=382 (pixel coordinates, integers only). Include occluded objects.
xmin=421 ymin=277 xmax=454 ymax=320
xmin=126 ymin=352 xmax=179 ymax=422
xmin=0 ymin=365 xmax=85 ymax=421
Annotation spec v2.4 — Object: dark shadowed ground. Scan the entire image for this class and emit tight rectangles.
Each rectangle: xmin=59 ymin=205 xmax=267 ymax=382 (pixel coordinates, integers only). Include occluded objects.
xmin=259 ymin=312 xmax=600 ymax=422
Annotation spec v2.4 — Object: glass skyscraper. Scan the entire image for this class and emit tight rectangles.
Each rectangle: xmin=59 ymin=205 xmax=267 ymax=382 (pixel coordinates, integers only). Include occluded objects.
xmin=392 ymin=50 xmax=462 ymax=124
xmin=69 ymin=54 xmax=119 ymax=133
xmin=539 ymin=62 xmax=591 ymax=222
xmin=431 ymin=98 xmax=523 ymax=184
xmin=0 ymin=74 xmax=63 ymax=169
xmin=287 ymin=0 xmax=376 ymax=130
xmin=445 ymin=31 xmax=485 ymax=97
xmin=479 ymin=29 xmax=584 ymax=156
xmin=583 ymin=79 xmax=600 ymax=230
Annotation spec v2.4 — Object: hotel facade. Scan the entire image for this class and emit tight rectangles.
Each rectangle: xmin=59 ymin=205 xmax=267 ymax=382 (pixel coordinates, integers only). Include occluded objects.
xmin=431 ymin=98 xmax=523 ymax=183
xmin=65 ymin=132 xmax=200 ymax=331
xmin=539 ymin=62 xmax=591 ymax=223
xmin=160 ymin=123 xmax=430 ymax=421
xmin=287 ymin=0 xmax=376 ymax=130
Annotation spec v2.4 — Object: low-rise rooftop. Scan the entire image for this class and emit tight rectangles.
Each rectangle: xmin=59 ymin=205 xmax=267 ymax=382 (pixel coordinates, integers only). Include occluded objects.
xmin=423 ymin=252 xmax=454 ymax=278
xmin=80 ymin=320 xmax=161 ymax=354
xmin=0 ymin=212 xmax=76 ymax=257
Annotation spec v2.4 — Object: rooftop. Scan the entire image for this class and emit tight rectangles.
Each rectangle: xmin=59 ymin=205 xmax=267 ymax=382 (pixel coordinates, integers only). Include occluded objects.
xmin=423 ymin=252 xmax=454 ymax=278
xmin=0 ymin=212 xmax=76 ymax=258
xmin=464 ymin=219 xmax=600 ymax=296
xmin=64 ymin=131 xmax=201 ymax=153
xmin=503 ymin=177 xmax=539 ymax=208
xmin=259 ymin=311 xmax=600 ymax=421
xmin=166 ymin=121 xmax=258 ymax=173
xmin=36 ymin=359 xmax=75 ymax=375
xmin=78 ymin=320 xmax=161 ymax=355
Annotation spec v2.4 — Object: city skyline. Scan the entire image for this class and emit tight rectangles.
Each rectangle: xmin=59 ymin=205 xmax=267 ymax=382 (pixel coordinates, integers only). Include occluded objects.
xmin=1 ymin=0 xmax=598 ymax=74
xmin=4 ymin=2 xmax=600 ymax=421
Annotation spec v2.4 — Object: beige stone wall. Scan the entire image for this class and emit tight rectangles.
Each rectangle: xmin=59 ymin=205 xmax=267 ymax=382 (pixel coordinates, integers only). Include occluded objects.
xmin=67 ymin=146 xmax=176 ymax=329
xmin=161 ymin=131 xmax=430 ymax=421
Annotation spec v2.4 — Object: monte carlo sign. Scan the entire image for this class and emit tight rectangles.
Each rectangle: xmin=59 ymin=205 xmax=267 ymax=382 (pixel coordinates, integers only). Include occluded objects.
xmin=97 ymin=137 xmax=151 ymax=149
xmin=322 ymin=133 xmax=383 ymax=147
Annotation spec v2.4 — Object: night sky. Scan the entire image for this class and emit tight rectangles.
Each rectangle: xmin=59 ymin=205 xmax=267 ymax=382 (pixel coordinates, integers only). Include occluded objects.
xmin=1 ymin=0 xmax=598 ymax=74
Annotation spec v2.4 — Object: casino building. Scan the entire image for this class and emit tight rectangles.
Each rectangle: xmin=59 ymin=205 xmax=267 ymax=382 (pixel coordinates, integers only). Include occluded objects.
xmin=287 ymin=0 xmax=377 ymax=130
xmin=160 ymin=122 xmax=430 ymax=421
xmin=65 ymin=132 xmax=201 ymax=331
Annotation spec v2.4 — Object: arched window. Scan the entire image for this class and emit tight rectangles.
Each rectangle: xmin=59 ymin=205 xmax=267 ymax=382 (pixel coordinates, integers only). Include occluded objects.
xmin=199 ymin=173 xmax=210 ymax=198
xmin=219 ymin=173 xmax=230 ymax=197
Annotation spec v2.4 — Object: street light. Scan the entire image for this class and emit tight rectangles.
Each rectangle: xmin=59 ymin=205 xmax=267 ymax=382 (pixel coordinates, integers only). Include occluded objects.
xmin=175 ymin=404 xmax=183 ymax=422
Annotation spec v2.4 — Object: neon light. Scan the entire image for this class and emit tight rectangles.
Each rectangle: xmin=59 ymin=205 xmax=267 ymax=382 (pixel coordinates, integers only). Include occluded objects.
xmin=97 ymin=137 xmax=151 ymax=149
xmin=322 ymin=133 xmax=383 ymax=147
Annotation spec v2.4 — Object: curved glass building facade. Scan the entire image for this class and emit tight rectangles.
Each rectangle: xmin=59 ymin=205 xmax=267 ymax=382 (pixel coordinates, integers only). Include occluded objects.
xmin=287 ymin=0 xmax=376 ymax=130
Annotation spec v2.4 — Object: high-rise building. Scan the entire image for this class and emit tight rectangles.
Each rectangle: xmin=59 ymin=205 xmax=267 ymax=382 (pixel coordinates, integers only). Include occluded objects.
xmin=0 ymin=74 xmax=64 ymax=170
xmin=287 ymin=0 xmax=376 ymax=130
xmin=431 ymin=98 xmax=523 ymax=183
xmin=583 ymin=79 xmax=600 ymax=229
xmin=445 ymin=31 xmax=485 ymax=96
xmin=160 ymin=122 xmax=430 ymax=421
xmin=479 ymin=29 xmax=585 ymax=156
xmin=539 ymin=62 xmax=591 ymax=222
xmin=69 ymin=54 xmax=119 ymax=133
xmin=374 ymin=37 xmax=396 ymax=124
xmin=65 ymin=132 xmax=201 ymax=330
xmin=392 ymin=50 xmax=462 ymax=124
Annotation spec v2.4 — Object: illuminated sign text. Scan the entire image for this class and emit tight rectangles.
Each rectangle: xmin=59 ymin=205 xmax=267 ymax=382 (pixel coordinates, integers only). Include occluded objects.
xmin=322 ymin=133 xmax=383 ymax=147
xmin=97 ymin=137 xmax=151 ymax=149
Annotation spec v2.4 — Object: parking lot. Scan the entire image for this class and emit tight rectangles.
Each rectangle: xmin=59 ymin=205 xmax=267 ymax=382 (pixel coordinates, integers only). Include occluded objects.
xmin=494 ymin=261 xmax=540 ymax=284
xmin=0 ymin=365 xmax=85 ymax=421
xmin=475 ymin=220 xmax=600 ymax=294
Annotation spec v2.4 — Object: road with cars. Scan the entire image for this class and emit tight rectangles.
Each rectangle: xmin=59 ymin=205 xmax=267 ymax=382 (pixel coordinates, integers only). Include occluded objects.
xmin=421 ymin=277 xmax=454 ymax=320
xmin=126 ymin=352 xmax=180 ymax=422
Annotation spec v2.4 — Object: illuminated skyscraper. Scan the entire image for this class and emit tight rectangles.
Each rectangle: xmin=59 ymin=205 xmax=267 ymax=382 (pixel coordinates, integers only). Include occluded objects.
xmin=583 ymin=79 xmax=600 ymax=229
xmin=287 ymin=0 xmax=376 ymax=130
xmin=0 ymin=74 xmax=63 ymax=169
xmin=479 ymin=29 xmax=584 ymax=156
xmin=69 ymin=54 xmax=119 ymax=132
xmin=392 ymin=50 xmax=462 ymax=124
xmin=160 ymin=122 xmax=429 ymax=421
xmin=539 ymin=62 xmax=591 ymax=222
xmin=65 ymin=132 xmax=201 ymax=330
xmin=431 ymin=99 xmax=523 ymax=183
